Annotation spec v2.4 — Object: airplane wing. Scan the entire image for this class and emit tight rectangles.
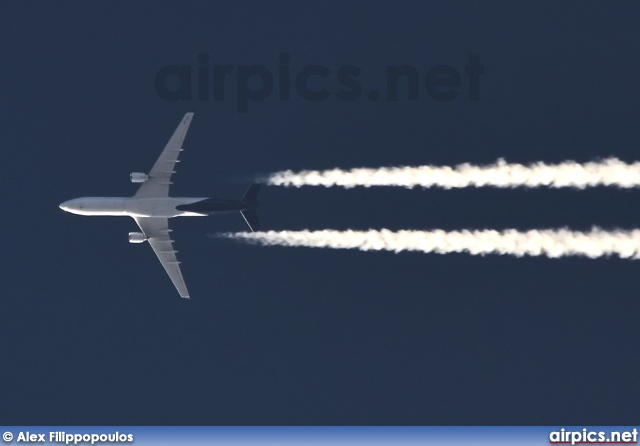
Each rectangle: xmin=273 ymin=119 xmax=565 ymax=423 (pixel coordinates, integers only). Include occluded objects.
xmin=134 ymin=217 xmax=190 ymax=299
xmin=134 ymin=112 xmax=194 ymax=199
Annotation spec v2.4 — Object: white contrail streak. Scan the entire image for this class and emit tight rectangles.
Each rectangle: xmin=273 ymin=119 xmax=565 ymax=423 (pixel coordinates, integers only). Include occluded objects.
xmin=264 ymin=158 xmax=640 ymax=189
xmin=219 ymin=228 xmax=640 ymax=259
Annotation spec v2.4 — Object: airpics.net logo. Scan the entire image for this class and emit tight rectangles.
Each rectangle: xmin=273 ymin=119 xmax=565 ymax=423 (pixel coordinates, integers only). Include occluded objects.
xmin=155 ymin=52 xmax=484 ymax=112
xmin=549 ymin=428 xmax=638 ymax=445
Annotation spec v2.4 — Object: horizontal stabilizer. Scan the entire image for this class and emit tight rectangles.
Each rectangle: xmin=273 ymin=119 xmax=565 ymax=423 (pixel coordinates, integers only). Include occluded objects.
xmin=241 ymin=184 xmax=260 ymax=203
xmin=240 ymin=209 xmax=260 ymax=232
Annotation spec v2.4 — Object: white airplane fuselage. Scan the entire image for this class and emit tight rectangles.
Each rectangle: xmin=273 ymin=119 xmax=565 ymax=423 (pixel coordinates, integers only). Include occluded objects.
xmin=60 ymin=197 xmax=209 ymax=218
xmin=59 ymin=196 xmax=256 ymax=218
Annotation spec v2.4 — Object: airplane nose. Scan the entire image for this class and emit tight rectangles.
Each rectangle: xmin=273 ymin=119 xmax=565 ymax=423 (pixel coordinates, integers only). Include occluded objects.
xmin=59 ymin=201 xmax=69 ymax=211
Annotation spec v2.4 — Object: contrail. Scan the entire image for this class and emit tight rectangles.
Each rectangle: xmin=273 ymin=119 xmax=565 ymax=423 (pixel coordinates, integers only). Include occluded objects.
xmin=263 ymin=158 xmax=640 ymax=189
xmin=217 ymin=228 xmax=640 ymax=259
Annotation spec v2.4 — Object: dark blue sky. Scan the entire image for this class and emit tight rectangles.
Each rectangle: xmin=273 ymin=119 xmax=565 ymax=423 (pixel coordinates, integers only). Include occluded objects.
xmin=2 ymin=1 xmax=640 ymax=424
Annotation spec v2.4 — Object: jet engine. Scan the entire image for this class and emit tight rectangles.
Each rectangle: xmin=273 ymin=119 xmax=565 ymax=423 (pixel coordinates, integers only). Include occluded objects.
xmin=130 ymin=172 xmax=149 ymax=183
xmin=128 ymin=232 xmax=147 ymax=243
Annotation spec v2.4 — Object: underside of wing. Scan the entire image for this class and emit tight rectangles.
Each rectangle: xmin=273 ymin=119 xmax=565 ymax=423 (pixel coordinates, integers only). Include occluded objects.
xmin=134 ymin=112 xmax=194 ymax=199
xmin=134 ymin=217 xmax=190 ymax=299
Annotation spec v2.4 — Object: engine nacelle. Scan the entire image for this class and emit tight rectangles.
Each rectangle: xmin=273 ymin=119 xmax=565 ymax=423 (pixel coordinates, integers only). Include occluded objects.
xmin=128 ymin=232 xmax=147 ymax=243
xmin=130 ymin=172 xmax=149 ymax=183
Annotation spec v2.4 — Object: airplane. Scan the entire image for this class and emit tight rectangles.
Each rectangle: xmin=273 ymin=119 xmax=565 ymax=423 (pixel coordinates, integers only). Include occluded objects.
xmin=59 ymin=112 xmax=259 ymax=299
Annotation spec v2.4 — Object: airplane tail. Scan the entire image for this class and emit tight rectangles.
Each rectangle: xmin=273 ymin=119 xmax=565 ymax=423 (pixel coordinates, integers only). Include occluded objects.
xmin=240 ymin=209 xmax=260 ymax=232
xmin=240 ymin=184 xmax=260 ymax=232
xmin=241 ymin=184 xmax=260 ymax=204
